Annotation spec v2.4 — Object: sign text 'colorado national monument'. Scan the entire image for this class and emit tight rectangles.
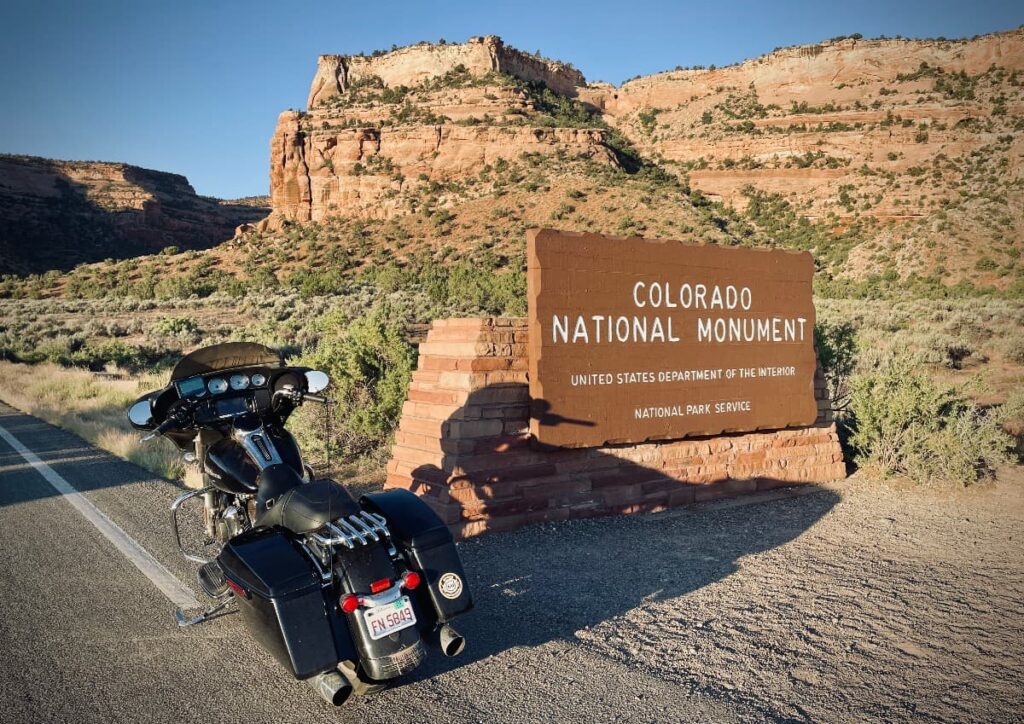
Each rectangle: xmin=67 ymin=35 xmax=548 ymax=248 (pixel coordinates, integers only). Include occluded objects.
xmin=527 ymin=228 xmax=819 ymax=448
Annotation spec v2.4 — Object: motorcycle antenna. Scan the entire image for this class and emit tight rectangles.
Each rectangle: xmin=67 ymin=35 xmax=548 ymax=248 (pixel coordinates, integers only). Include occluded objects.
xmin=324 ymin=397 xmax=333 ymax=480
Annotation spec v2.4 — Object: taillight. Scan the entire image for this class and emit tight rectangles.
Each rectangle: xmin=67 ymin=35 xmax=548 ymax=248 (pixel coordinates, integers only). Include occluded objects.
xmin=340 ymin=594 xmax=360 ymax=614
xmin=401 ymin=571 xmax=421 ymax=590
xmin=226 ymin=579 xmax=246 ymax=598
xmin=370 ymin=578 xmax=391 ymax=593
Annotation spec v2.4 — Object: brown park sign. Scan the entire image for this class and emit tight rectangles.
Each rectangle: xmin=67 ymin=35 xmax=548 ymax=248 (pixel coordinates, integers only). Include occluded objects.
xmin=527 ymin=228 xmax=819 ymax=448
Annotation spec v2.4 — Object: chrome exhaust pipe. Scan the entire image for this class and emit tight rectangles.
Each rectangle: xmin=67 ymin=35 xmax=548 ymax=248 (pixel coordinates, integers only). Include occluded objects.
xmin=438 ymin=623 xmax=465 ymax=657
xmin=308 ymin=670 xmax=352 ymax=706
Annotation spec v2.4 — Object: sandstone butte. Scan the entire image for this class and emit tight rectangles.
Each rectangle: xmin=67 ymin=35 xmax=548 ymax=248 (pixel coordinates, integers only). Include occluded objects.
xmin=0 ymin=155 xmax=267 ymax=275
xmin=257 ymin=31 xmax=1023 ymax=288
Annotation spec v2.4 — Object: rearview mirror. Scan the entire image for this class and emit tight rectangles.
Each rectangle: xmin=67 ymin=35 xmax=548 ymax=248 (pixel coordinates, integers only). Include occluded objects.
xmin=127 ymin=398 xmax=155 ymax=430
xmin=305 ymin=370 xmax=330 ymax=394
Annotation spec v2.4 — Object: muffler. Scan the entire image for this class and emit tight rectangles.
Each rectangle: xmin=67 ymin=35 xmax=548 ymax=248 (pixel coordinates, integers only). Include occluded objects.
xmin=437 ymin=623 xmax=465 ymax=657
xmin=308 ymin=670 xmax=352 ymax=706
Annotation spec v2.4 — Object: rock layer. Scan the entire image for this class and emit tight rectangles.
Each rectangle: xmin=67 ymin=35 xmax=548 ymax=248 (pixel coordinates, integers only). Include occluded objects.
xmin=307 ymin=35 xmax=584 ymax=108
xmin=270 ymin=110 xmax=616 ymax=222
xmin=263 ymin=31 xmax=1023 ymax=288
xmin=0 ymin=155 xmax=267 ymax=275
xmin=595 ymin=30 xmax=1024 ymax=219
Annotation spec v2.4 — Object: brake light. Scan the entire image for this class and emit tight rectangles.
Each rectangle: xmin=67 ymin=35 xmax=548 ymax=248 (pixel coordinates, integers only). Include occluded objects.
xmin=401 ymin=571 xmax=421 ymax=590
xmin=370 ymin=578 xmax=391 ymax=593
xmin=340 ymin=594 xmax=360 ymax=614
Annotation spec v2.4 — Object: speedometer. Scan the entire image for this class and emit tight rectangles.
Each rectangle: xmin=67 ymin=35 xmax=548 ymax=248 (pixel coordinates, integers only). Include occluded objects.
xmin=229 ymin=374 xmax=250 ymax=391
xmin=207 ymin=377 xmax=228 ymax=394
xmin=250 ymin=373 xmax=266 ymax=387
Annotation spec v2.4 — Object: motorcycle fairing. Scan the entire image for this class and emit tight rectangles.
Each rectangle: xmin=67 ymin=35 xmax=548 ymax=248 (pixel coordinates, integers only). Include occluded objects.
xmin=170 ymin=342 xmax=282 ymax=381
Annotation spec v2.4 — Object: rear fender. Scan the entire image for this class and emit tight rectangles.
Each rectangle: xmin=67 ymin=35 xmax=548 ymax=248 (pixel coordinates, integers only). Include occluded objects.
xmin=360 ymin=489 xmax=474 ymax=623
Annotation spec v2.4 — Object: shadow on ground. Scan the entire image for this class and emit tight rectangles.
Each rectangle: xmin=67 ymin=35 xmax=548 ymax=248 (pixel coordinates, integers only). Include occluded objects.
xmin=398 ymin=484 xmax=838 ymax=685
xmin=0 ymin=407 xmax=189 ymax=508
xmin=392 ymin=385 xmax=842 ymax=683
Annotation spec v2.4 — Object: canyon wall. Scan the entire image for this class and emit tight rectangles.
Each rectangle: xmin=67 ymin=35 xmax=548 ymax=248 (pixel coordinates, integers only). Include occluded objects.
xmin=596 ymin=29 xmax=1024 ymax=219
xmin=308 ymin=35 xmax=585 ymax=108
xmin=266 ymin=36 xmax=612 ymax=228
xmin=262 ymin=31 xmax=1022 ymax=288
xmin=269 ymin=110 xmax=615 ymax=223
xmin=0 ymin=155 xmax=267 ymax=275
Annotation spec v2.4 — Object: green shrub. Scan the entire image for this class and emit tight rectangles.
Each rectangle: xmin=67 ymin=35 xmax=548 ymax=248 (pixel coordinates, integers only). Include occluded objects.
xmin=153 ymin=316 xmax=198 ymax=337
xmin=917 ymin=332 xmax=973 ymax=369
xmin=814 ymin=320 xmax=857 ymax=412
xmin=997 ymin=389 xmax=1024 ymax=427
xmin=847 ymin=356 xmax=1010 ymax=486
xmin=1002 ymin=336 xmax=1024 ymax=364
xmin=291 ymin=303 xmax=415 ymax=463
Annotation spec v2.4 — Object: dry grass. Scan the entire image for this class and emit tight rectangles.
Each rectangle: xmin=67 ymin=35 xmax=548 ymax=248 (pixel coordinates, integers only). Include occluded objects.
xmin=816 ymin=297 xmax=1024 ymax=403
xmin=0 ymin=361 xmax=188 ymax=482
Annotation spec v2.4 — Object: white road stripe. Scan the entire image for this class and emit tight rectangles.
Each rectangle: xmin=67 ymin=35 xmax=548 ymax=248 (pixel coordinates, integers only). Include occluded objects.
xmin=0 ymin=421 xmax=200 ymax=609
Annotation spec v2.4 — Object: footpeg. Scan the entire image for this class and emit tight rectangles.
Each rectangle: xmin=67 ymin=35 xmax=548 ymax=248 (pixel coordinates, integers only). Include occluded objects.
xmin=197 ymin=561 xmax=229 ymax=598
xmin=174 ymin=597 xmax=233 ymax=627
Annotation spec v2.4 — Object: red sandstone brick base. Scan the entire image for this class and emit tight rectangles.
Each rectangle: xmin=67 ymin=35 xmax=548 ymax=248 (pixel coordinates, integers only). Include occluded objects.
xmin=385 ymin=318 xmax=846 ymax=538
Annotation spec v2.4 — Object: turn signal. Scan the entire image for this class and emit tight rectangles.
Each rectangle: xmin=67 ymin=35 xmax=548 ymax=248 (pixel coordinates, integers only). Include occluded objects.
xmin=401 ymin=571 xmax=422 ymax=590
xmin=340 ymin=594 xmax=360 ymax=614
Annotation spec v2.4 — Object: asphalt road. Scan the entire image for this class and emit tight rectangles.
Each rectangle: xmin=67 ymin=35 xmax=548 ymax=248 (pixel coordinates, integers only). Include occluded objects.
xmin=2 ymin=400 xmax=1021 ymax=722
xmin=0 ymin=402 xmax=749 ymax=722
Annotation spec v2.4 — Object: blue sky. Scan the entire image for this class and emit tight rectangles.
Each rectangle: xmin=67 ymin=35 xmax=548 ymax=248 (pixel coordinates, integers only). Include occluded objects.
xmin=1 ymin=0 xmax=1020 ymax=198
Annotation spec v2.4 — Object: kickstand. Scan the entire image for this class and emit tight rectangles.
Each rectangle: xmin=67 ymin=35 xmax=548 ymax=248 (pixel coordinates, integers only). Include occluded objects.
xmin=174 ymin=596 xmax=234 ymax=628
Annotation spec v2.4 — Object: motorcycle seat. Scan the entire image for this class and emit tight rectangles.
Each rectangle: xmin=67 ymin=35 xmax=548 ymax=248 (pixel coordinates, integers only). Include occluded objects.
xmin=256 ymin=475 xmax=359 ymax=535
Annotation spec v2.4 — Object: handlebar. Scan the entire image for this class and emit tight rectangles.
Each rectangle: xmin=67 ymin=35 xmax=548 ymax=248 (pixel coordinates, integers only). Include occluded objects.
xmin=141 ymin=416 xmax=177 ymax=442
xmin=274 ymin=387 xmax=332 ymax=406
xmin=141 ymin=385 xmax=331 ymax=443
xmin=140 ymin=399 xmax=194 ymax=442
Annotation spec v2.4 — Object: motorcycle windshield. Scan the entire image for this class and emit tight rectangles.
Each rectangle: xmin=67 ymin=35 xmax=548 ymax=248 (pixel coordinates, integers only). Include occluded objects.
xmin=170 ymin=342 xmax=283 ymax=381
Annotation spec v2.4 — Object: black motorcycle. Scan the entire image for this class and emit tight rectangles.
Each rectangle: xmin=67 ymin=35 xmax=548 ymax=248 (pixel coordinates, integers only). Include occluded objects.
xmin=127 ymin=342 xmax=472 ymax=705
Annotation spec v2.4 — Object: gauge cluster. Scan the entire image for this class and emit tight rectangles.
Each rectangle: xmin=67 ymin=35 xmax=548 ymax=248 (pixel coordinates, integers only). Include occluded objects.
xmin=175 ymin=368 xmax=273 ymax=400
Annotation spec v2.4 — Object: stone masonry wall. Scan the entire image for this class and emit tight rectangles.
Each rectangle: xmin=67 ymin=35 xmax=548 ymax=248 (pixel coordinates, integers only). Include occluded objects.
xmin=385 ymin=317 xmax=846 ymax=538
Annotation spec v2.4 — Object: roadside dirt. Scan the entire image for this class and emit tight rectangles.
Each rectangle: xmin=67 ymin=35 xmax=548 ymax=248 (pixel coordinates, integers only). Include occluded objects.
xmin=548 ymin=470 xmax=1024 ymax=722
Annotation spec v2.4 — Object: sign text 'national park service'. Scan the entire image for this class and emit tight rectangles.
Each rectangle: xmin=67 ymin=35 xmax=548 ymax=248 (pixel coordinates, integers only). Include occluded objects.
xmin=527 ymin=228 xmax=819 ymax=448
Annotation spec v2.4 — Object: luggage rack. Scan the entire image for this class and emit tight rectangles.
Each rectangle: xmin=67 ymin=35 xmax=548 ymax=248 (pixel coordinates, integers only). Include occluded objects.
xmin=308 ymin=511 xmax=395 ymax=554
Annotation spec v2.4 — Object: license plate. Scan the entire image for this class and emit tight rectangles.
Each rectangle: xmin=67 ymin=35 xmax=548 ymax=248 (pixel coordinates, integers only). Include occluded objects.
xmin=363 ymin=596 xmax=417 ymax=640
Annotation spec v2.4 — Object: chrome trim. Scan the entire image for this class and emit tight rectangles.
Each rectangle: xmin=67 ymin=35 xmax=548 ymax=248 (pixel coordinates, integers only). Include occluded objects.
xmin=337 ymin=518 xmax=367 ymax=545
xmin=326 ymin=521 xmax=355 ymax=548
xmin=232 ymin=423 xmax=282 ymax=470
xmin=358 ymin=582 xmax=404 ymax=608
xmin=305 ymin=511 xmax=394 ymax=554
xmin=298 ymin=539 xmax=333 ymax=583
xmin=348 ymin=514 xmax=379 ymax=542
xmin=174 ymin=597 xmax=233 ymax=627
xmin=221 ymin=504 xmax=246 ymax=540
xmin=171 ymin=488 xmax=214 ymax=564
xmin=364 ymin=511 xmax=397 ymax=556
xmin=309 ymin=522 xmax=355 ymax=549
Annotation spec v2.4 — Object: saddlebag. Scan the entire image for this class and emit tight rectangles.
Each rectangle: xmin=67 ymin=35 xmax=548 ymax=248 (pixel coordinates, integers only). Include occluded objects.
xmin=360 ymin=490 xmax=473 ymax=623
xmin=218 ymin=527 xmax=356 ymax=678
